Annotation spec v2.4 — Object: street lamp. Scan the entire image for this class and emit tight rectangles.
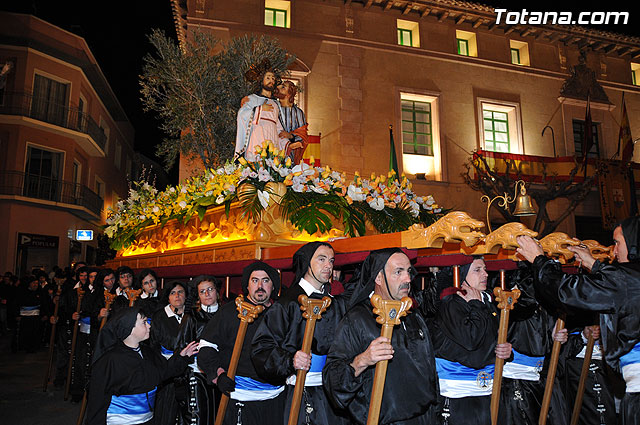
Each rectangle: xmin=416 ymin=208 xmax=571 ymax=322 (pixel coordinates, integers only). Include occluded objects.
xmin=481 ymin=179 xmax=536 ymax=233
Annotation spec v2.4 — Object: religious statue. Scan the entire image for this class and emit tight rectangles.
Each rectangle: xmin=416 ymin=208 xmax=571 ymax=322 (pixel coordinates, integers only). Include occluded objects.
xmin=235 ymin=60 xmax=289 ymax=161
xmin=275 ymin=80 xmax=309 ymax=164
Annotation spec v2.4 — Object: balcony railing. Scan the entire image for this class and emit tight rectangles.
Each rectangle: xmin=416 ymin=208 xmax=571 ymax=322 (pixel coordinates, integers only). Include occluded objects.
xmin=0 ymin=170 xmax=103 ymax=217
xmin=0 ymin=92 xmax=107 ymax=152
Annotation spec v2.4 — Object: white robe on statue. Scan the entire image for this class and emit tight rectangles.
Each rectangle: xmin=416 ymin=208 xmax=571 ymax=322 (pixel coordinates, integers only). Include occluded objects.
xmin=235 ymin=94 xmax=288 ymax=161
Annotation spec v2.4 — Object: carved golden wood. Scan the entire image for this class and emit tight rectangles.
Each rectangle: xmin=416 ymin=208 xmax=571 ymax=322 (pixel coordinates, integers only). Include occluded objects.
xmin=539 ymin=232 xmax=580 ymax=263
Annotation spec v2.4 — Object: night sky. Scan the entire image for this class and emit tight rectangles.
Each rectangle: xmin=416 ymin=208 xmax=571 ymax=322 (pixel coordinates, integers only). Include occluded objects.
xmin=2 ymin=1 xmax=639 ymax=184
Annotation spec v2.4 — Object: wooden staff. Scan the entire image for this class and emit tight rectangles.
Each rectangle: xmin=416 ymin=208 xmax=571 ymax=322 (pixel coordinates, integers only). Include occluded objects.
xmin=225 ymin=276 xmax=230 ymax=299
xmin=490 ymin=281 xmax=520 ymax=425
xmin=100 ymin=291 xmax=117 ymax=330
xmin=539 ymin=315 xmax=566 ymax=425
xmin=287 ymin=295 xmax=332 ymax=425
xmin=124 ymin=288 xmax=142 ymax=307
xmin=43 ymin=283 xmax=63 ymax=391
xmin=570 ymin=332 xmax=596 ymax=425
xmin=366 ymin=295 xmax=413 ymax=425
xmin=214 ymin=295 xmax=264 ymax=425
xmin=64 ymin=287 xmax=85 ymax=401
xmin=453 ymin=265 xmax=461 ymax=288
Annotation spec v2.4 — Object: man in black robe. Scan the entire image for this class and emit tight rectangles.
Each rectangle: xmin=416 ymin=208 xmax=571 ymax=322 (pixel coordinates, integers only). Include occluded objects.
xmin=323 ymin=248 xmax=439 ymax=424
xmin=252 ymin=241 xmax=351 ymax=425
xmin=430 ymin=257 xmax=512 ymax=425
xmin=199 ymin=262 xmax=284 ymax=424
xmin=517 ymin=215 xmax=640 ymax=425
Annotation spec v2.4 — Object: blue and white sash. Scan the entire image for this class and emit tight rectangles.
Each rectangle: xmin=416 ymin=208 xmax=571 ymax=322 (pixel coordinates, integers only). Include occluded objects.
xmin=436 ymin=357 xmax=494 ymax=398
xmin=79 ymin=316 xmax=91 ymax=334
xmin=19 ymin=305 xmax=40 ymax=316
xmin=286 ymin=354 xmax=326 ymax=387
xmin=620 ymin=342 xmax=640 ymax=392
xmin=229 ymin=376 xmax=285 ymax=401
xmin=503 ymin=350 xmax=544 ymax=381
xmin=106 ymin=387 xmax=156 ymax=425
xmin=160 ymin=346 xmax=173 ymax=360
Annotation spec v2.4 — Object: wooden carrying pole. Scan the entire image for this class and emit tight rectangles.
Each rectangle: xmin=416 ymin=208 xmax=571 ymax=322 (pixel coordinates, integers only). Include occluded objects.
xmin=100 ymin=291 xmax=117 ymax=330
xmin=215 ymin=295 xmax=264 ymax=425
xmin=287 ymin=295 xmax=332 ymax=425
xmin=570 ymin=333 xmax=596 ymax=425
xmin=43 ymin=283 xmax=63 ymax=391
xmin=366 ymin=295 xmax=413 ymax=425
xmin=539 ymin=316 xmax=566 ymax=425
xmin=64 ymin=287 xmax=85 ymax=401
xmin=490 ymin=279 xmax=520 ymax=425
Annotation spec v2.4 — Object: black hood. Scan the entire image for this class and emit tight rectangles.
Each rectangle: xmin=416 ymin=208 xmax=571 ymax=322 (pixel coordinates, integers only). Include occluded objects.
xmin=349 ymin=247 xmax=415 ymax=308
xmin=92 ymin=306 xmax=140 ymax=363
xmin=241 ymin=261 xmax=281 ymax=298
xmin=292 ymin=241 xmax=333 ymax=287
xmin=620 ymin=216 xmax=640 ymax=262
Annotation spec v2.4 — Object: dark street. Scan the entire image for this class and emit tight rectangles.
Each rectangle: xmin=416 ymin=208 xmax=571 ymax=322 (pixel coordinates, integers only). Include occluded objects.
xmin=0 ymin=334 xmax=80 ymax=425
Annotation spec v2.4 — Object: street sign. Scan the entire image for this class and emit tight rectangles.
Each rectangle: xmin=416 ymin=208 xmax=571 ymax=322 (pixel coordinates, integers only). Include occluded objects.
xmin=17 ymin=233 xmax=59 ymax=248
xmin=76 ymin=230 xmax=94 ymax=241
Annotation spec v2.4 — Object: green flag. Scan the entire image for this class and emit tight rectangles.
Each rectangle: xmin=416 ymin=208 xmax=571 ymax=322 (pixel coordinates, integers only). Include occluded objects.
xmin=389 ymin=125 xmax=400 ymax=178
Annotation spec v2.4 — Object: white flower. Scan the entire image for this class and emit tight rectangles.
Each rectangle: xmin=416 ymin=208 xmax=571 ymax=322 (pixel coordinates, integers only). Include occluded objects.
xmin=258 ymin=168 xmax=273 ymax=182
xmin=178 ymin=200 xmax=187 ymax=209
xmin=181 ymin=186 xmax=187 ymax=194
xmin=216 ymin=195 xmax=225 ymax=204
xmin=257 ymin=190 xmax=270 ymax=209
xmin=347 ymin=185 xmax=366 ymax=202
xmin=240 ymin=167 xmax=253 ymax=180
xmin=129 ymin=190 xmax=139 ymax=201
xmin=425 ymin=195 xmax=435 ymax=206
xmin=216 ymin=167 xmax=224 ymax=175
xmin=152 ymin=206 xmax=160 ymax=214
xmin=278 ymin=167 xmax=292 ymax=178
xmin=368 ymin=197 xmax=385 ymax=211
xmin=139 ymin=215 xmax=146 ymax=220
xmin=169 ymin=187 xmax=176 ymax=193
xmin=311 ymin=185 xmax=327 ymax=194
xmin=292 ymin=182 xmax=305 ymax=192
xmin=408 ymin=201 xmax=420 ymax=217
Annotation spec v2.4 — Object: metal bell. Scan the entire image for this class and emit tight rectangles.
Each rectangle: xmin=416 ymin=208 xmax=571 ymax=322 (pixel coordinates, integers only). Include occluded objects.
xmin=513 ymin=193 xmax=536 ymax=216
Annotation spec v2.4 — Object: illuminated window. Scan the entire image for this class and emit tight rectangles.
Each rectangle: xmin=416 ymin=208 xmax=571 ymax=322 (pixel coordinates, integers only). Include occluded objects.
xmin=632 ymin=63 xmax=640 ymax=86
xmin=264 ymin=0 xmax=290 ymax=28
xmin=396 ymin=19 xmax=420 ymax=48
xmin=478 ymin=99 xmax=523 ymax=154
xmin=399 ymin=92 xmax=442 ymax=180
xmin=509 ymin=40 xmax=530 ymax=66
xmin=456 ymin=30 xmax=477 ymax=57
xmin=401 ymin=100 xmax=432 ymax=156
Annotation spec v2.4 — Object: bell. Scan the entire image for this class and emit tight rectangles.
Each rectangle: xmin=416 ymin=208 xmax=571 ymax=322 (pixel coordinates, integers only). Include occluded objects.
xmin=513 ymin=193 xmax=536 ymax=216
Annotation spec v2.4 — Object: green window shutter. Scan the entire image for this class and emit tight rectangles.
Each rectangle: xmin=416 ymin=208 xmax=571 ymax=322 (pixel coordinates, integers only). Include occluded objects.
xmin=401 ymin=100 xmax=433 ymax=156
xmin=457 ymin=39 xmax=469 ymax=56
xmin=483 ymin=109 xmax=510 ymax=153
xmin=510 ymin=48 xmax=520 ymax=65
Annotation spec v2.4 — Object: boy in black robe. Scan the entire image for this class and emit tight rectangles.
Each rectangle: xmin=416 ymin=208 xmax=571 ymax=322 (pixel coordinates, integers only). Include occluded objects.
xmin=199 ymin=262 xmax=284 ymax=424
xmin=86 ymin=306 xmax=198 ymax=425
xmin=323 ymin=248 xmax=439 ymax=424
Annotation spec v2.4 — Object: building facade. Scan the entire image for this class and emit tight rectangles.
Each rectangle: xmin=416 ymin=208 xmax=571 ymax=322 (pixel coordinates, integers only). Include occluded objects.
xmin=0 ymin=12 xmax=135 ymax=275
xmin=171 ymin=0 xmax=640 ymax=239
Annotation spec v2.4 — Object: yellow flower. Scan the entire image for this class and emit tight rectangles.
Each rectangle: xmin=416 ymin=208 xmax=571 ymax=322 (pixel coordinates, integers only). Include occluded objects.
xmin=308 ymin=156 xmax=315 ymax=165
xmin=238 ymin=157 xmax=247 ymax=166
xmin=285 ymin=157 xmax=292 ymax=167
xmin=261 ymin=149 xmax=268 ymax=158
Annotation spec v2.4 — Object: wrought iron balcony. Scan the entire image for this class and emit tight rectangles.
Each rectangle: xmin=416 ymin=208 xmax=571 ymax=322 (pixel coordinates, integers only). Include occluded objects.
xmin=0 ymin=91 xmax=107 ymax=154
xmin=0 ymin=170 xmax=103 ymax=218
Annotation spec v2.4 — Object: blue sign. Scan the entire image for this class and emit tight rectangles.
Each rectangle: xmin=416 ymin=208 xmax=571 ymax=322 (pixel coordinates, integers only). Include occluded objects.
xmin=76 ymin=230 xmax=94 ymax=241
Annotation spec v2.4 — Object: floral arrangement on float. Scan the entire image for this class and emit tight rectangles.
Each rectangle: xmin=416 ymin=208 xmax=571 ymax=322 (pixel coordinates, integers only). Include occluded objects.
xmin=106 ymin=141 xmax=443 ymax=250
